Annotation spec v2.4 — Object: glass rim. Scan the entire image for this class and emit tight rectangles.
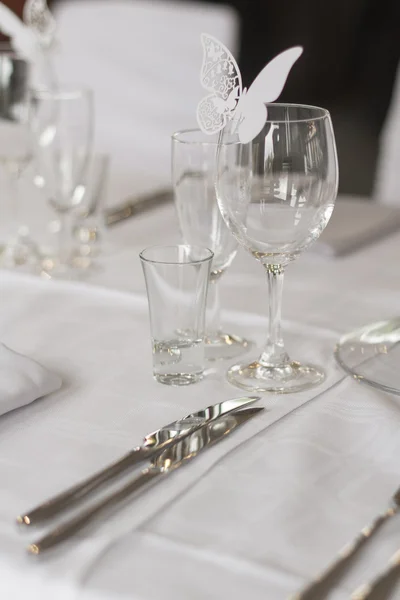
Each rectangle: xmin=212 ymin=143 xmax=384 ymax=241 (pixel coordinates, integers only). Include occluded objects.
xmin=140 ymin=244 xmax=214 ymax=266
xmin=263 ymin=102 xmax=330 ymax=123
xmin=172 ymin=129 xmax=230 ymax=146
xmin=31 ymin=86 xmax=93 ymax=101
xmin=173 ymin=104 xmax=331 ymax=146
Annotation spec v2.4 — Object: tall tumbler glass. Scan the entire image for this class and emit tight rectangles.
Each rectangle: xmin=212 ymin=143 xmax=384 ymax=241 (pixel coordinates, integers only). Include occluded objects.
xmin=172 ymin=130 xmax=252 ymax=361
xmin=140 ymin=245 xmax=213 ymax=386
xmin=30 ymin=86 xmax=94 ymax=277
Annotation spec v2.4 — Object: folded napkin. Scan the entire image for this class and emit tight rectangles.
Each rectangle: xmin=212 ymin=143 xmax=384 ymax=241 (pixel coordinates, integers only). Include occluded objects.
xmin=0 ymin=343 xmax=62 ymax=416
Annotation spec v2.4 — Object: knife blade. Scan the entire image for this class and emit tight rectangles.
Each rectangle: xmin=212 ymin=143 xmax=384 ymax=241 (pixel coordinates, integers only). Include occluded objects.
xmin=28 ymin=407 xmax=264 ymax=554
xmin=17 ymin=396 xmax=260 ymax=526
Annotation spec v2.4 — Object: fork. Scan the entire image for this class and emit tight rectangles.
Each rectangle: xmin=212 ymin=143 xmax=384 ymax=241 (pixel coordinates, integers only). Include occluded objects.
xmin=290 ymin=487 xmax=400 ymax=600
xmin=351 ymin=549 xmax=400 ymax=599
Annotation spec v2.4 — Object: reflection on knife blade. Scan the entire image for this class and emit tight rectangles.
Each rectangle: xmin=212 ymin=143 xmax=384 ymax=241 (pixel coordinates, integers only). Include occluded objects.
xmin=28 ymin=407 xmax=264 ymax=554
xmin=105 ymin=189 xmax=173 ymax=227
xmin=17 ymin=396 xmax=260 ymax=526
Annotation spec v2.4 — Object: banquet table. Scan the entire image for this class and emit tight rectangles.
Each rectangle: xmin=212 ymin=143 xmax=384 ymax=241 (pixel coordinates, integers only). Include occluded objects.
xmin=1 ymin=199 xmax=400 ymax=600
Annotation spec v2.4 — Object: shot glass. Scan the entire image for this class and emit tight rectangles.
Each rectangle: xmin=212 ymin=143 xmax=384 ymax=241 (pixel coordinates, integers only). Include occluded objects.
xmin=140 ymin=245 xmax=213 ymax=386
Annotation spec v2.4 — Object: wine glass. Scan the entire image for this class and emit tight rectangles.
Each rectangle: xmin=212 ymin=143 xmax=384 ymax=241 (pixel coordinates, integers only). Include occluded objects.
xmin=172 ymin=129 xmax=252 ymax=360
xmin=216 ymin=104 xmax=338 ymax=392
xmin=0 ymin=46 xmax=36 ymax=267
xmin=30 ymin=86 xmax=94 ymax=276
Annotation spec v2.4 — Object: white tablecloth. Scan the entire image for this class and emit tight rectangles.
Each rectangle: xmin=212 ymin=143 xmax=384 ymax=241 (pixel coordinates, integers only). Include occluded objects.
xmin=1 ymin=203 xmax=400 ymax=600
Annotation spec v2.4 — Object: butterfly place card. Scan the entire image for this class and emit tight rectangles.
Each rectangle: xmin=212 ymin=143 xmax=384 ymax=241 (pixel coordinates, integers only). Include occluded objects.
xmin=23 ymin=0 xmax=57 ymax=49
xmin=0 ymin=0 xmax=56 ymax=60
xmin=197 ymin=33 xmax=303 ymax=143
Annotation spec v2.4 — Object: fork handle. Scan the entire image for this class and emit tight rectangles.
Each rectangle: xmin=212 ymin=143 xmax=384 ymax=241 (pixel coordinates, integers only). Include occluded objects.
xmin=17 ymin=446 xmax=149 ymax=526
xmin=28 ymin=467 xmax=161 ymax=554
xmin=351 ymin=549 xmax=400 ymax=600
xmin=291 ymin=506 xmax=398 ymax=600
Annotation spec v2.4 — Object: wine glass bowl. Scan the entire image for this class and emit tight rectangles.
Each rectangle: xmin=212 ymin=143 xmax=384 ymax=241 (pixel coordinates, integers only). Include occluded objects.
xmin=216 ymin=104 xmax=338 ymax=392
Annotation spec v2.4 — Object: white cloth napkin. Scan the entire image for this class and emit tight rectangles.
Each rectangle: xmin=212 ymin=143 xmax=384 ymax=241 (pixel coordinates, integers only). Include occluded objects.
xmin=0 ymin=343 xmax=62 ymax=416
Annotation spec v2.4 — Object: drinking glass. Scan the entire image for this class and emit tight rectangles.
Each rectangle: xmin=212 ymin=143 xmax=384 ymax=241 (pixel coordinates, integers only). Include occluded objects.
xmin=71 ymin=153 xmax=110 ymax=268
xmin=140 ymin=245 xmax=213 ymax=386
xmin=30 ymin=87 xmax=94 ymax=276
xmin=0 ymin=47 xmax=35 ymax=267
xmin=216 ymin=104 xmax=338 ymax=393
xmin=172 ymin=129 xmax=251 ymax=361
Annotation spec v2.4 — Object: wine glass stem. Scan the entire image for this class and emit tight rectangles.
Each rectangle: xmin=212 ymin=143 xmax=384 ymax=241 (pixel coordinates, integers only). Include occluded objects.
xmin=260 ymin=265 xmax=289 ymax=367
xmin=206 ymin=278 xmax=222 ymax=339
xmin=58 ymin=212 xmax=71 ymax=265
xmin=7 ymin=167 xmax=21 ymax=236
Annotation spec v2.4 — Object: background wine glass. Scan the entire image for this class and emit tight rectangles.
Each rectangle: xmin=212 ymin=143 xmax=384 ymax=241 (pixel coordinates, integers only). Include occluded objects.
xmin=216 ymin=103 xmax=338 ymax=392
xmin=30 ymin=86 xmax=93 ymax=277
xmin=0 ymin=46 xmax=35 ymax=267
xmin=172 ymin=129 xmax=252 ymax=361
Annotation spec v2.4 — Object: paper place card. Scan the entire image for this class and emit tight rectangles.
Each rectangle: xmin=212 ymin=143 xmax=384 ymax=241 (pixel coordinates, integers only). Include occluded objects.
xmin=196 ymin=33 xmax=303 ymax=143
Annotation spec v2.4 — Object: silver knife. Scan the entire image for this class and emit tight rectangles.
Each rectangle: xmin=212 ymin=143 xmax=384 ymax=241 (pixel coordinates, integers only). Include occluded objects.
xmin=17 ymin=396 xmax=260 ymax=526
xmin=28 ymin=406 xmax=264 ymax=554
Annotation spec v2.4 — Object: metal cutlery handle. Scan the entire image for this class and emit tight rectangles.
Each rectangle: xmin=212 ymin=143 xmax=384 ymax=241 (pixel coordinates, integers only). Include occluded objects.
xmin=18 ymin=398 xmax=260 ymax=527
xmin=26 ymin=407 xmax=263 ymax=554
xmin=105 ymin=189 xmax=172 ymax=226
xmin=291 ymin=506 xmax=398 ymax=600
xmin=28 ymin=468 xmax=160 ymax=554
xmin=17 ymin=447 xmax=149 ymax=527
xmin=351 ymin=549 xmax=400 ymax=600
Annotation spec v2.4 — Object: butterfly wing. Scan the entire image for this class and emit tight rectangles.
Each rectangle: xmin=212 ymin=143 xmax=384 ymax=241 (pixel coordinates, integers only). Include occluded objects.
xmin=197 ymin=94 xmax=227 ymax=134
xmin=23 ymin=0 xmax=56 ymax=47
xmin=238 ymin=46 xmax=303 ymax=144
xmin=0 ymin=2 xmax=38 ymax=59
xmin=196 ymin=33 xmax=242 ymax=135
xmin=236 ymin=96 xmax=268 ymax=145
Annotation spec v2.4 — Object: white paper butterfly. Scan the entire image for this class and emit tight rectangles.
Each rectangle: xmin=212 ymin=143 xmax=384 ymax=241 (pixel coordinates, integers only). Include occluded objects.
xmin=23 ymin=0 xmax=57 ymax=49
xmin=0 ymin=2 xmax=39 ymax=59
xmin=197 ymin=33 xmax=303 ymax=144
xmin=0 ymin=0 xmax=56 ymax=61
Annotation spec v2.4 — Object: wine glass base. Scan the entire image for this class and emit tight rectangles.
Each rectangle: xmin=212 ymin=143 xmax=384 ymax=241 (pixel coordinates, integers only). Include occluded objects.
xmin=205 ymin=332 xmax=253 ymax=361
xmin=0 ymin=239 xmax=39 ymax=269
xmin=154 ymin=372 xmax=203 ymax=386
xmin=226 ymin=359 xmax=325 ymax=393
xmin=39 ymin=253 xmax=98 ymax=279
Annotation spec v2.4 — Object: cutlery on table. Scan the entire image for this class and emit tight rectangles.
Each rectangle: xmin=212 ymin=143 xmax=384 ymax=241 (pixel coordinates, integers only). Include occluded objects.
xmin=351 ymin=549 xmax=400 ymax=600
xmin=291 ymin=487 xmax=400 ymax=600
xmin=105 ymin=189 xmax=172 ymax=227
xmin=28 ymin=406 xmax=264 ymax=554
xmin=17 ymin=396 xmax=260 ymax=527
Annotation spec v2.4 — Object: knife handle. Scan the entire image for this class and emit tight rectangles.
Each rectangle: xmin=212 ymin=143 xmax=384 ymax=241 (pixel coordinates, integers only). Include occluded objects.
xmin=17 ymin=446 xmax=149 ymax=527
xmin=28 ymin=468 xmax=161 ymax=554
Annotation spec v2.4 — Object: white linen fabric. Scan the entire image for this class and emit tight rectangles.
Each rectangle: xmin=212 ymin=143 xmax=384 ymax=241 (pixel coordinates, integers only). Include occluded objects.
xmin=1 ymin=2 xmax=399 ymax=597
xmin=0 ymin=202 xmax=400 ymax=599
xmin=52 ymin=0 xmax=239 ymax=207
xmin=0 ymin=342 xmax=62 ymax=416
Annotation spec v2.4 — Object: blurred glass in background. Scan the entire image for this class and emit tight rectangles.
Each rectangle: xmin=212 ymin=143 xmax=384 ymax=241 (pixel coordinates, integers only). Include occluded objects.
xmin=71 ymin=153 xmax=110 ymax=268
